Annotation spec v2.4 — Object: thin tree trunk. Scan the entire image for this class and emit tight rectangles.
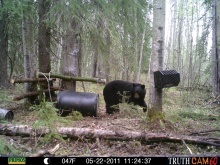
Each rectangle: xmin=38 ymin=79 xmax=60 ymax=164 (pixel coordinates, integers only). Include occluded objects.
xmin=148 ymin=0 xmax=165 ymax=119
xmin=78 ymin=36 xmax=83 ymax=77
xmin=0 ymin=0 xmax=8 ymax=88
xmin=105 ymin=29 xmax=111 ymax=83
xmin=171 ymin=0 xmax=177 ymax=69
xmin=137 ymin=5 xmax=149 ymax=83
xmin=92 ymin=34 xmax=98 ymax=78
xmin=133 ymin=4 xmax=138 ymax=82
xmin=122 ymin=26 xmax=129 ymax=81
xmin=187 ymin=2 xmax=194 ymax=91
xmin=212 ymin=0 xmax=220 ymax=97
xmin=137 ymin=28 xmax=146 ymax=83
xmin=165 ymin=0 xmax=174 ymax=69
xmin=177 ymin=0 xmax=183 ymax=84
xmin=55 ymin=14 xmax=63 ymax=74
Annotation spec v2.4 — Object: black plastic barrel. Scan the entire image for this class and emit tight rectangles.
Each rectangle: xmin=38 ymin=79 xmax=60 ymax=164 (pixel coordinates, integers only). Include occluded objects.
xmin=0 ymin=108 xmax=14 ymax=121
xmin=56 ymin=91 xmax=98 ymax=117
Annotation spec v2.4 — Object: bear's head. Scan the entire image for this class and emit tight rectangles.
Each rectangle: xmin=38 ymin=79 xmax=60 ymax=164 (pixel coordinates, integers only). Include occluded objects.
xmin=132 ymin=83 xmax=146 ymax=100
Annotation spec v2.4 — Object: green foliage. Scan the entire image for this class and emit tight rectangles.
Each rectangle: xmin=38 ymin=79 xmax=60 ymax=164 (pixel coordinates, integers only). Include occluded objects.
xmin=113 ymin=92 xmax=148 ymax=119
xmin=63 ymin=111 xmax=83 ymax=121
xmin=0 ymin=88 xmax=10 ymax=102
xmin=29 ymin=98 xmax=70 ymax=144
xmin=118 ymin=102 xmax=147 ymax=120
xmin=0 ymin=136 xmax=21 ymax=155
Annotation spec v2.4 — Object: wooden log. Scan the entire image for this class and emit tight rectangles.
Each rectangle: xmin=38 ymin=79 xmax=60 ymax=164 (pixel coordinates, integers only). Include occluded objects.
xmin=37 ymin=72 xmax=106 ymax=84
xmin=0 ymin=123 xmax=219 ymax=147
xmin=13 ymin=88 xmax=58 ymax=101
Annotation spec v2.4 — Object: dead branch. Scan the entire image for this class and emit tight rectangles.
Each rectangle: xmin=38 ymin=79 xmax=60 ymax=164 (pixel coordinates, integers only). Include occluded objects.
xmin=38 ymin=72 xmax=106 ymax=84
xmin=189 ymin=129 xmax=220 ymax=136
xmin=0 ymin=124 xmax=220 ymax=147
xmin=31 ymin=144 xmax=60 ymax=157
xmin=13 ymin=88 xmax=57 ymax=101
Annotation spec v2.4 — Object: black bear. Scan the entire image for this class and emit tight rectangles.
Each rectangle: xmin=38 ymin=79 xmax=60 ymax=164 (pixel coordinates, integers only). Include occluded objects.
xmin=103 ymin=80 xmax=147 ymax=114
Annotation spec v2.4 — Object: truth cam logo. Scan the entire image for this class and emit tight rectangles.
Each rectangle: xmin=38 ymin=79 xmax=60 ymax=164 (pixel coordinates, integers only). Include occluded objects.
xmin=192 ymin=157 xmax=218 ymax=165
xmin=168 ymin=157 xmax=218 ymax=165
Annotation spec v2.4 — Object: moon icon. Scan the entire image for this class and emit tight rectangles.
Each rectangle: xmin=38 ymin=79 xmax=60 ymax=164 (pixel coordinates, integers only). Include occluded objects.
xmin=44 ymin=158 xmax=50 ymax=165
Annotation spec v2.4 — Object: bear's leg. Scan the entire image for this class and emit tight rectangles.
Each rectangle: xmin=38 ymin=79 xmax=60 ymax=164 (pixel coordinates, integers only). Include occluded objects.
xmin=106 ymin=103 xmax=119 ymax=114
xmin=139 ymin=100 xmax=147 ymax=112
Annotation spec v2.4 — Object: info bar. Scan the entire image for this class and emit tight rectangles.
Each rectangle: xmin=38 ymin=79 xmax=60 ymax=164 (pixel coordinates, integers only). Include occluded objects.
xmin=0 ymin=156 xmax=218 ymax=165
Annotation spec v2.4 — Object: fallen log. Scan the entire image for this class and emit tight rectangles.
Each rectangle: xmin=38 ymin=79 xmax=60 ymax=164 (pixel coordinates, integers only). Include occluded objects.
xmin=37 ymin=72 xmax=106 ymax=84
xmin=13 ymin=88 xmax=58 ymax=101
xmin=0 ymin=124 xmax=219 ymax=147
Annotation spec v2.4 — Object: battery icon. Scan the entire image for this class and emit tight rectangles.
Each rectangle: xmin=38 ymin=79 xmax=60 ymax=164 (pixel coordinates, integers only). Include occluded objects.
xmin=8 ymin=157 xmax=26 ymax=164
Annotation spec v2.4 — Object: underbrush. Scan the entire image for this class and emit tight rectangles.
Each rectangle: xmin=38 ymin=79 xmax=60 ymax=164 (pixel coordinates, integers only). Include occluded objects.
xmin=0 ymin=136 xmax=23 ymax=155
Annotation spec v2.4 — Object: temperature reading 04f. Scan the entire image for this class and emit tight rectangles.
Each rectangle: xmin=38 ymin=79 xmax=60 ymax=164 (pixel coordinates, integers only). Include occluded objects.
xmin=62 ymin=158 xmax=76 ymax=164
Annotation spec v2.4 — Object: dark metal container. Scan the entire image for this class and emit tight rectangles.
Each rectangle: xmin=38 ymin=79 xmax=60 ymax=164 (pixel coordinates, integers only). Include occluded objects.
xmin=154 ymin=70 xmax=180 ymax=89
xmin=56 ymin=91 xmax=98 ymax=117
xmin=0 ymin=108 xmax=14 ymax=121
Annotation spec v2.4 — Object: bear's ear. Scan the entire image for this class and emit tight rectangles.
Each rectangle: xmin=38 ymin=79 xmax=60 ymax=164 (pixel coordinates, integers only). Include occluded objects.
xmin=141 ymin=85 xmax=145 ymax=88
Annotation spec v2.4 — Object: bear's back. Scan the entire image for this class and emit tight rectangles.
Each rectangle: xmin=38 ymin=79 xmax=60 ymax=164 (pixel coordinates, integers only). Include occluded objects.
xmin=103 ymin=80 xmax=133 ymax=94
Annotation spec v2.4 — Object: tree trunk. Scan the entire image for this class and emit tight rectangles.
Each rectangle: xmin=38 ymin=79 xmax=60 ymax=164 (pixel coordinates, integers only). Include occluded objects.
xmin=22 ymin=0 xmax=37 ymax=103
xmin=62 ymin=20 xmax=80 ymax=91
xmin=105 ymin=29 xmax=111 ymax=83
xmin=78 ymin=36 xmax=83 ymax=77
xmin=38 ymin=0 xmax=51 ymax=74
xmin=92 ymin=18 xmax=103 ymax=79
xmin=137 ymin=5 xmax=149 ymax=83
xmin=38 ymin=0 xmax=54 ymax=100
xmin=187 ymin=2 xmax=194 ymax=91
xmin=92 ymin=33 xmax=98 ymax=78
xmin=177 ymin=0 xmax=183 ymax=84
xmin=148 ymin=0 xmax=165 ymax=119
xmin=212 ymin=0 xmax=220 ymax=97
xmin=122 ymin=26 xmax=129 ymax=81
xmin=133 ymin=4 xmax=139 ymax=82
xmin=55 ymin=14 xmax=63 ymax=74
xmin=0 ymin=0 xmax=8 ymax=88
xmin=171 ymin=0 xmax=177 ymax=69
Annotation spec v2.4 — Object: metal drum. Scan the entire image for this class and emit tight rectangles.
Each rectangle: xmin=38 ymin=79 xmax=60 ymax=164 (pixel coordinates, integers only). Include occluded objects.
xmin=0 ymin=108 xmax=14 ymax=121
xmin=56 ymin=91 xmax=98 ymax=117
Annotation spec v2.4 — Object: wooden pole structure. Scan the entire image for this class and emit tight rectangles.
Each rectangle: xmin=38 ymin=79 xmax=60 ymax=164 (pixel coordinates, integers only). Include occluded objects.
xmin=37 ymin=72 xmax=106 ymax=84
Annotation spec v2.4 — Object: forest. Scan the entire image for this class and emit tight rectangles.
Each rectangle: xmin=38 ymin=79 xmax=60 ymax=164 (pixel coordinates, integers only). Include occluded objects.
xmin=0 ymin=0 xmax=220 ymax=157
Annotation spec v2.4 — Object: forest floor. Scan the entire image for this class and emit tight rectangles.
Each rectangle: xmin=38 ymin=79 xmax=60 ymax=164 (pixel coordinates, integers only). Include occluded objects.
xmin=0 ymin=82 xmax=220 ymax=156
